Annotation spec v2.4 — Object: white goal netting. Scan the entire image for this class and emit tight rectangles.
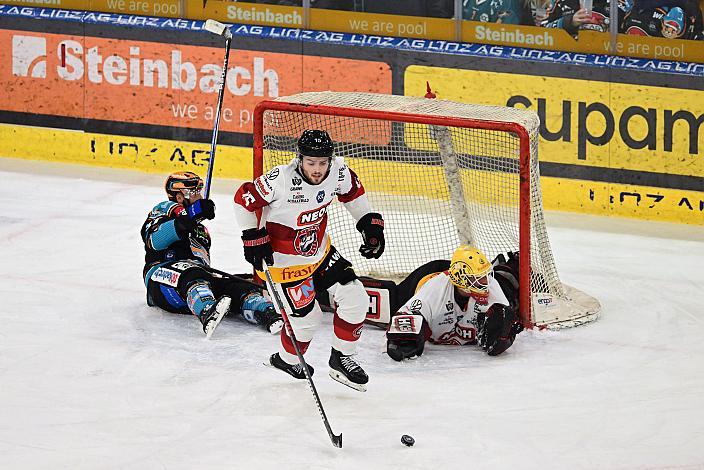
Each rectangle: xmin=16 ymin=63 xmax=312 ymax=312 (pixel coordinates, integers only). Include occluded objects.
xmin=255 ymin=91 xmax=600 ymax=328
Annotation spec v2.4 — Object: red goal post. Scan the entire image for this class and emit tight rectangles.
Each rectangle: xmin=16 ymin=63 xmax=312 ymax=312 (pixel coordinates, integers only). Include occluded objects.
xmin=252 ymin=92 xmax=600 ymax=329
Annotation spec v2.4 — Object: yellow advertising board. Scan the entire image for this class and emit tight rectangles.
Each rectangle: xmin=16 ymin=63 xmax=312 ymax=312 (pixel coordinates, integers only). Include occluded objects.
xmin=89 ymin=0 xmax=182 ymax=17
xmin=0 ymin=123 xmax=254 ymax=179
xmin=405 ymin=66 xmax=704 ymax=224
xmin=310 ymin=9 xmax=455 ymax=41
xmin=4 ymin=0 xmax=703 ymax=62
xmin=461 ymin=22 xmax=704 ymax=63
xmin=185 ymin=0 xmax=303 ymax=28
xmin=1 ymin=0 xmax=183 ymax=16
xmin=406 ymin=66 xmax=704 ymax=177
xmin=542 ymin=177 xmax=704 ymax=224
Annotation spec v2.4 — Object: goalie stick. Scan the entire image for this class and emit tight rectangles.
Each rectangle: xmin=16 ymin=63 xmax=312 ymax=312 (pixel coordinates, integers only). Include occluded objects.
xmin=261 ymin=262 xmax=343 ymax=449
xmin=201 ymin=19 xmax=232 ymax=198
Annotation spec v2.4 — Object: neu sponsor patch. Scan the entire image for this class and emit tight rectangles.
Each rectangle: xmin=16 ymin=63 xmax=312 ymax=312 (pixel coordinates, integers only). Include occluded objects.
xmin=287 ymin=278 xmax=316 ymax=310
xmin=294 ymin=226 xmax=319 ymax=256
xmin=297 ymin=204 xmax=329 ymax=226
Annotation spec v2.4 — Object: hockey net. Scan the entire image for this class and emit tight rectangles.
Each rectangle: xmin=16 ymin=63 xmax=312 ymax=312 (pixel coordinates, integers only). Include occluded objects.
xmin=253 ymin=91 xmax=600 ymax=329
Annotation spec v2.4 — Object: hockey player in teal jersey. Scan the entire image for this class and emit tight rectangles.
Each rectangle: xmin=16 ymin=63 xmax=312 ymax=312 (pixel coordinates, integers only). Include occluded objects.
xmin=141 ymin=171 xmax=283 ymax=338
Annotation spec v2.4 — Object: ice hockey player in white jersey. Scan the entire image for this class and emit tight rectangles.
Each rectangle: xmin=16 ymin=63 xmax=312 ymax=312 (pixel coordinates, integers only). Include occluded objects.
xmin=233 ymin=129 xmax=385 ymax=392
xmin=386 ymin=246 xmax=523 ymax=360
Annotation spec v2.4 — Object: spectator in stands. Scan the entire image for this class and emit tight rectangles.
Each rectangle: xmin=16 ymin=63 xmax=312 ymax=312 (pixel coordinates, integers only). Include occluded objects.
xmin=621 ymin=0 xmax=704 ymax=40
xmin=463 ymin=0 xmax=534 ymax=25
xmin=540 ymin=0 xmax=631 ymax=35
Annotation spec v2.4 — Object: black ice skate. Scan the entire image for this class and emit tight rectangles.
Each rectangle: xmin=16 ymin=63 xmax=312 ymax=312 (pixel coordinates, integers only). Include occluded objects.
xmin=328 ymin=348 xmax=368 ymax=392
xmin=268 ymin=352 xmax=314 ymax=379
xmin=255 ymin=306 xmax=284 ymax=335
xmin=200 ymin=296 xmax=231 ymax=339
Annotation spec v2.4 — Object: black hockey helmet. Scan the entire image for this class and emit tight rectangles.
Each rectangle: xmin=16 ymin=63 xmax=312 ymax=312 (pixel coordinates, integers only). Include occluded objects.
xmin=165 ymin=171 xmax=204 ymax=201
xmin=297 ymin=129 xmax=334 ymax=158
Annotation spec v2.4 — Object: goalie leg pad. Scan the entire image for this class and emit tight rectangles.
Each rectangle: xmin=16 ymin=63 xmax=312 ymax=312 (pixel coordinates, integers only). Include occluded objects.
xmin=386 ymin=314 xmax=429 ymax=361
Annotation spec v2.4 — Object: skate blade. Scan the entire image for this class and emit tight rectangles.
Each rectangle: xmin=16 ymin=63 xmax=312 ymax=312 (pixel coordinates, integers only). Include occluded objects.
xmin=328 ymin=369 xmax=367 ymax=392
xmin=263 ymin=360 xmax=311 ymax=380
xmin=205 ymin=297 xmax=231 ymax=340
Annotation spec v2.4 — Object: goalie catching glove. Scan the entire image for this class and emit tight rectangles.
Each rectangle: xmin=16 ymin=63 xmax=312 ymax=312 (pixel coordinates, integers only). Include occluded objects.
xmin=386 ymin=314 xmax=429 ymax=361
xmin=356 ymin=212 xmax=385 ymax=259
xmin=478 ymin=305 xmax=524 ymax=356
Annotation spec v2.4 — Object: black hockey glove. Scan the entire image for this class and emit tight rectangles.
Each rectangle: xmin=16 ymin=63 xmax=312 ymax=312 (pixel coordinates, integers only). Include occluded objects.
xmin=242 ymin=227 xmax=274 ymax=268
xmin=386 ymin=314 xmax=428 ymax=361
xmin=187 ymin=199 xmax=216 ymax=222
xmin=479 ymin=305 xmax=523 ymax=356
xmin=356 ymin=212 xmax=385 ymax=259
xmin=174 ymin=213 xmax=197 ymax=236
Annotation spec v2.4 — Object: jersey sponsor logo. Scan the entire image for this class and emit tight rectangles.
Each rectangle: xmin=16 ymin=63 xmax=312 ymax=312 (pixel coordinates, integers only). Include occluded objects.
xmin=316 ymin=190 xmax=325 ymax=203
xmin=266 ymin=168 xmax=279 ymax=180
xmin=293 ymin=226 xmax=320 ymax=257
xmin=338 ymin=166 xmax=345 ymax=181
xmin=454 ymin=323 xmax=477 ymax=342
xmin=255 ymin=177 xmax=270 ymax=196
xmin=286 ymin=278 xmax=316 ymax=310
xmin=289 ymin=186 xmax=302 ymax=191
xmin=292 ymin=176 xmax=302 ymax=186
xmin=297 ymin=204 xmax=329 ymax=226
xmin=287 ymin=193 xmax=309 ymax=203
xmin=410 ymin=299 xmax=423 ymax=314
xmin=151 ymin=267 xmax=181 ymax=286
xmin=446 ymin=301 xmax=454 ymax=312
xmin=281 ymin=264 xmax=316 ymax=282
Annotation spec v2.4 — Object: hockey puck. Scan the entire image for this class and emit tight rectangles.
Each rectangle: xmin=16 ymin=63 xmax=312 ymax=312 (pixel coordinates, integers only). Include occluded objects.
xmin=401 ymin=434 xmax=415 ymax=447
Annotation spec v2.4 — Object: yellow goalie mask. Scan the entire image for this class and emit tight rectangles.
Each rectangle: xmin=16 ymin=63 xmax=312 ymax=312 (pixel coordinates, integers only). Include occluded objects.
xmin=448 ymin=246 xmax=493 ymax=301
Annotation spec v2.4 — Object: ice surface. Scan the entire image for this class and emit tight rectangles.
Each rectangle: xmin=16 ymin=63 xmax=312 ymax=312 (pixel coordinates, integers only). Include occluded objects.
xmin=1 ymin=158 xmax=703 ymax=470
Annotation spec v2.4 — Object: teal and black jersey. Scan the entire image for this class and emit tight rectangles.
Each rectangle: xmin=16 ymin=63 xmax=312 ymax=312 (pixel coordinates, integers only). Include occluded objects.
xmin=141 ymin=200 xmax=211 ymax=277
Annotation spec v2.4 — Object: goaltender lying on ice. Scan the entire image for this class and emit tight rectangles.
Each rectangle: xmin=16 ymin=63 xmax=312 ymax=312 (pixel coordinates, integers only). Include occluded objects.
xmin=320 ymin=246 xmax=524 ymax=360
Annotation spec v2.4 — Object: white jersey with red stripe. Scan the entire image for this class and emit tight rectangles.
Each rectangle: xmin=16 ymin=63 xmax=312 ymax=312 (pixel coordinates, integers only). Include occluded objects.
xmin=398 ymin=271 xmax=509 ymax=345
xmin=233 ymin=157 xmax=371 ymax=283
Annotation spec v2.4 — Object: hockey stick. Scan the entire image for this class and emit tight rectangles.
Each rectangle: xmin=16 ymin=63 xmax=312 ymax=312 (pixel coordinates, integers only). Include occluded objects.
xmin=261 ymin=262 xmax=343 ymax=448
xmin=207 ymin=266 xmax=262 ymax=290
xmin=202 ymin=19 xmax=233 ymax=198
